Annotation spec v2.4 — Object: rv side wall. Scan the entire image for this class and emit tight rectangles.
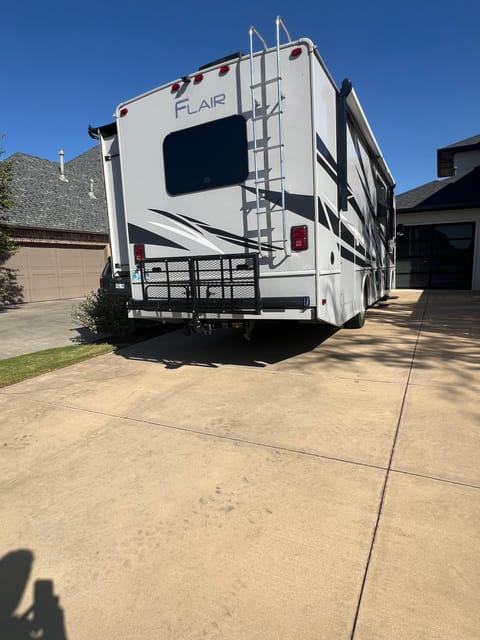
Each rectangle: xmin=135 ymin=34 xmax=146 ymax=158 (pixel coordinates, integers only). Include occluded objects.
xmin=310 ymin=52 xmax=345 ymax=326
xmin=99 ymin=133 xmax=129 ymax=275
xmin=311 ymin=50 xmax=396 ymax=326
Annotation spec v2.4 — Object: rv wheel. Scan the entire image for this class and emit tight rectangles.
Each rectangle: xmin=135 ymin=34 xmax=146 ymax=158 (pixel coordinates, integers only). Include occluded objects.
xmin=344 ymin=284 xmax=368 ymax=329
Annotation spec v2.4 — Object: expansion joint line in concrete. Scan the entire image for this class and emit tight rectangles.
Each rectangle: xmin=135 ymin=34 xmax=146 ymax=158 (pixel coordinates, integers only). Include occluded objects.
xmin=349 ymin=292 xmax=429 ymax=640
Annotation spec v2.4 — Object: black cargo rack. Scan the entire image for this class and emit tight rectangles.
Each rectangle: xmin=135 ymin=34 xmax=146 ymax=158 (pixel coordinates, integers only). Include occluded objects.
xmin=132 ymin=253 xmax=261 ymax=315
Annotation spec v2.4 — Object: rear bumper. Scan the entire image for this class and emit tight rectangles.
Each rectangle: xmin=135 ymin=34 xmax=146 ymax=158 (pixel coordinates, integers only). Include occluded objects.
xmin=128 ymin=304 xmax=314 ymax=323
xmin=129 ymin=295 xmax=310 ymax=313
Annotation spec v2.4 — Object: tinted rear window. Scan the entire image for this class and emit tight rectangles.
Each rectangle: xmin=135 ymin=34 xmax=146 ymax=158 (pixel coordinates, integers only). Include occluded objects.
xmin=163 ymin=115 xmax=248 ymax=195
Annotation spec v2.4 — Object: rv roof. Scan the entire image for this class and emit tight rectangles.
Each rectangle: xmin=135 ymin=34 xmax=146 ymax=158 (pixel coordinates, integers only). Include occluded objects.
xmin=198 ymin=52 xmax=244 ymax=71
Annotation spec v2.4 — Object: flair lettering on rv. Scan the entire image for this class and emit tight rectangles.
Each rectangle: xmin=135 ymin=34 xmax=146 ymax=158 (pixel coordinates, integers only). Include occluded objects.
xmin=175 ymin=94 xmax=226 ymax=118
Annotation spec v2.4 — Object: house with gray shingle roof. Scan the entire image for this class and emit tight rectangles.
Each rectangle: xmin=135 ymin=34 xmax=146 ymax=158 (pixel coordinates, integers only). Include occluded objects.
xmin=396 ymin=135 xmax=480 ymax=290
xmin=2 ymin=148 xmax=109 ymax=302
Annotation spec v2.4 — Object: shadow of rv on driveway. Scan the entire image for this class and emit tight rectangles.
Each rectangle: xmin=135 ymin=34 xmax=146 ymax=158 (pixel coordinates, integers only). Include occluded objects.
xmin=115 ymin=290 xmax=480 ymax=391
xmin=115 ymin=320 xmax=339 ymax=369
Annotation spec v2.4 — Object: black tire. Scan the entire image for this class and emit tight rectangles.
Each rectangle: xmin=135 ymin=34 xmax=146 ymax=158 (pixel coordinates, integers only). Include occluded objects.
xmin=344 ymin=284 xmax=368 ymax=329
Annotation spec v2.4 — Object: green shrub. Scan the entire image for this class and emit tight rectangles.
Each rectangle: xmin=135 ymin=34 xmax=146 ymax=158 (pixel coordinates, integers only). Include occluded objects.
xmin=72 ymin=290 xmax=131 ymax=337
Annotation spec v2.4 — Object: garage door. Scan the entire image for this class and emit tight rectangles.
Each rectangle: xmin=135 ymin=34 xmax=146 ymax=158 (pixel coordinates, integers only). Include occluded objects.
xmin=396 ymin=222 xmax=475 ymax=289
xmin=6 ymin=244 xmax=106 ymax=302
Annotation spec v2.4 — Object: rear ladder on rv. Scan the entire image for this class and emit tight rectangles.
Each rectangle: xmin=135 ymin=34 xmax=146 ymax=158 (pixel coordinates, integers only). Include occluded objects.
xmin=248 ymin=16 xmax=291 ymax=258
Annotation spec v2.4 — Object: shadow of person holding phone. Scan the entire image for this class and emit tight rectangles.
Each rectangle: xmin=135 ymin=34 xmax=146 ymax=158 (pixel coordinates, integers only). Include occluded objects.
xmin=0 ymin=550 xmax=68 ymax=640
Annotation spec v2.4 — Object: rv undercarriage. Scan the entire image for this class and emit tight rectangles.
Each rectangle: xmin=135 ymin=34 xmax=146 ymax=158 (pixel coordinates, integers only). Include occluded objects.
xmin=182 ymin=316 xmax=256 ymax=340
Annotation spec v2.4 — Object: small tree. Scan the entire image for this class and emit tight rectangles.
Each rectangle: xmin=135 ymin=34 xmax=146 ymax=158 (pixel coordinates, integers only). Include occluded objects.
xmin=0 ymin=137 xmax=21 ymax=306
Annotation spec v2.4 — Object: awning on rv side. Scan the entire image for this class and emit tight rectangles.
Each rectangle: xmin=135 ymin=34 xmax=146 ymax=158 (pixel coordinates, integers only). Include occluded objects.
xmin=346 ymin=90 xmax=395 ymax=188
xmin=88 ymin=122 xmax=117 ymax=140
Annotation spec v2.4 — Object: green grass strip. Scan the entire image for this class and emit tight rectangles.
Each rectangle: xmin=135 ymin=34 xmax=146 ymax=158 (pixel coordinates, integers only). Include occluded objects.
xmin=0 ymin=344 xmax=116 ymax=388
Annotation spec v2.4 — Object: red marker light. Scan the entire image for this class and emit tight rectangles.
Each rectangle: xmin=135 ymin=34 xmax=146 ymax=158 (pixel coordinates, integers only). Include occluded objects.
xmin=119 ymin=108 xmax=128 ymax=117
xmin=171 ymin=82 xmax=181 ymax=92
xmin=291 ymin=225 xmax=308 ymax=251
xmin=193 ymin=73 xmax=204 ymax=83
xmin=219 ymin=65 xmax=230 ymax=75
xmin=290 ymin=47 xmax=302 ymax=58
xmin=134 ymin=244 xmax=145 ymax=264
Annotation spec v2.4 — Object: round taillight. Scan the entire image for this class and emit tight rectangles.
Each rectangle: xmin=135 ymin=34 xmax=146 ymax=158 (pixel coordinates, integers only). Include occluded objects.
xmin=171 ymin=82 xmax=181 ymax=92
xmin=119 ymin=107 xmax=128 ymax=117
xmin=290 ymin=47 xmax=302 ymax=58
xmin=193 ymin=73 xmax=204 ymax=83
xmin=219 ymin=65 xmax=230 ymax=75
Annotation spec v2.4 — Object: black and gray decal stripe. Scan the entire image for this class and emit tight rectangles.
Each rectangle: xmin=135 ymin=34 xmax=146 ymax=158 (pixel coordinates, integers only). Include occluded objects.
xmin=315 ymin=134 xmax=338 ymax=185
xmin=150 ymin=208 xmax=276 ymax=252
xmin=376 ymin=227 xmax=387 ymax=243
xmin=339 ymin=239 xmax=367 ymax=268
xmin=325 ymin=202 xmax=339 ymax=236
xmin=243 ymin=186 xmax=369 ymax=267
xmin=355 ymin=167 xmax=375 ymax=218
xmin=341 ymin=223 xmax=355 ymax=250
xmin=215 ymin=236 xmax=270 ymax=251
xmin=356 ymin=243 xmax=366 ymax=257
xmin=201 ymin=224 xmax=277 ymax=252
xmin=243 ymin=186 xmax=316 ymax=223
xmin=128 ymin=223 xmax=187 ymax=251
xmin=349 ymin=121 xmax=376 ymax=218
xmin=348 ymin=194 xmax=366 ymax=225
xmin=340 ymin=245 xmax=367 ymax=269
xmin=316 ymin=154 xmax=337 ymax=184
xmin=317 ymin=198 xmax=330 ymax=230
xmin=149 ymin=208 xmax=199 ymax=233
xmin=319 ymin=197 xmax=364 ymax=263
xmin=182 ymin=215 xmax=278 ymax=252
xmin=316 ymin=134 xmax=337 ymax=172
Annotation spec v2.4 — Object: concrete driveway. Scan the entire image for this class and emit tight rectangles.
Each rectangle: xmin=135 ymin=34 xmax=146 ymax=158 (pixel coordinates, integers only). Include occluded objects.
xmin=0 ymin=298 xmax=96 ymax=359
xmin=1 ymin=290 xmax=479 ymax=639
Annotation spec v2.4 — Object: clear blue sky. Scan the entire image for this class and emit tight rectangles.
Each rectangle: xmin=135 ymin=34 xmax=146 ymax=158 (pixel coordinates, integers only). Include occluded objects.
xmin=1 ymin=0 xmax=479 ymax=194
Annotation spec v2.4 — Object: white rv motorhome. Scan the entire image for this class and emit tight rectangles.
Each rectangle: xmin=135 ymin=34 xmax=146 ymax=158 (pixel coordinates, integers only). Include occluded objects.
xmin=91 ymin=17 xmax=395 ymax=335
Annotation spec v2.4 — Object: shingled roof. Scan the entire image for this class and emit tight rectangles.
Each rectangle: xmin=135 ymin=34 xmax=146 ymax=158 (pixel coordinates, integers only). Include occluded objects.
xmin=437 ymin=134 xmax=480 ymax=177
xmin=396 ymin=165 xmax=480 ymax=212
xmin=3 ymin=147 xmax=108 ymax=233
xmin=440 ymin=134 xmax=480 ymax=150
